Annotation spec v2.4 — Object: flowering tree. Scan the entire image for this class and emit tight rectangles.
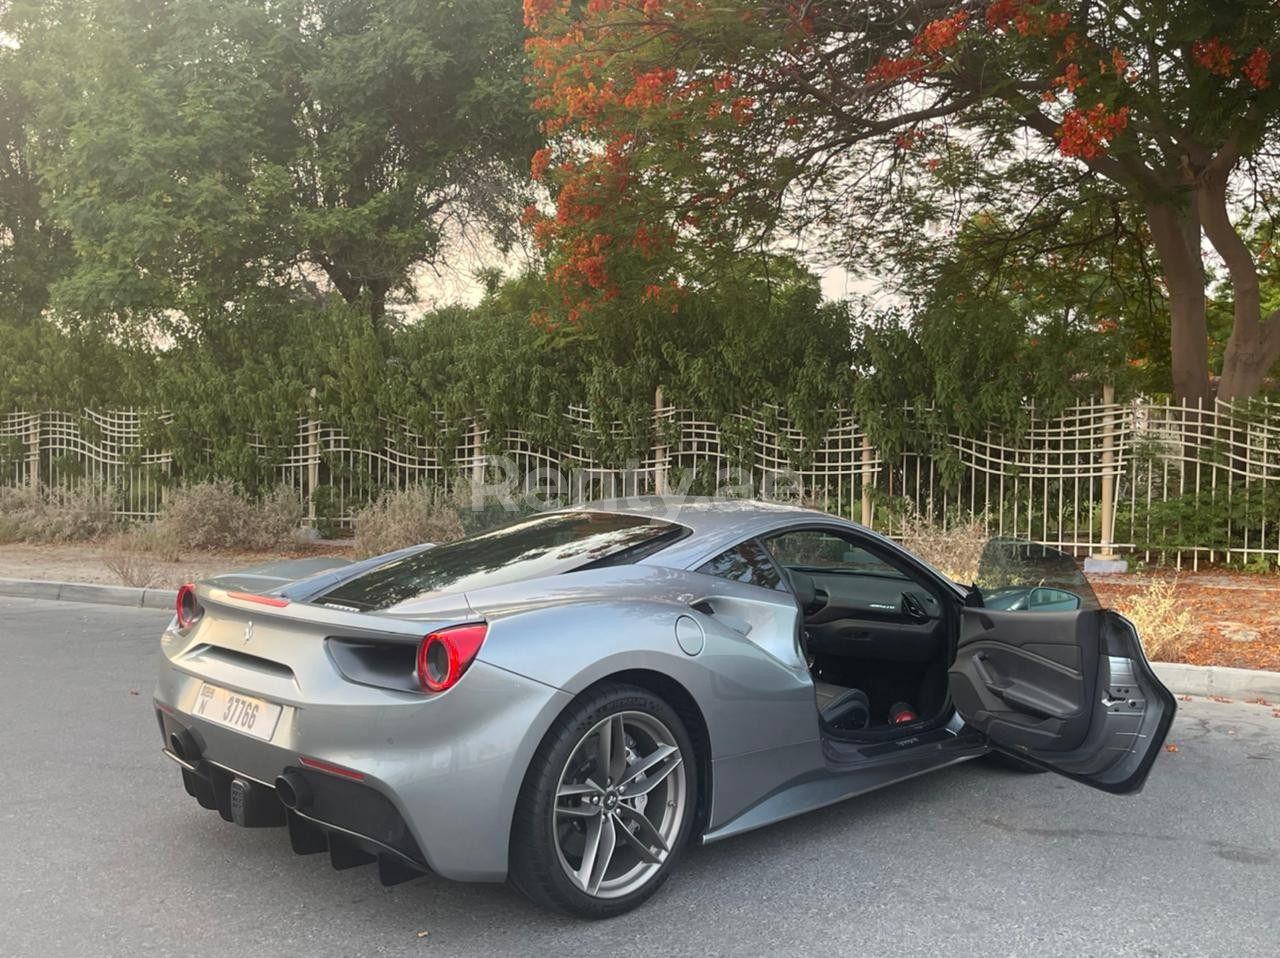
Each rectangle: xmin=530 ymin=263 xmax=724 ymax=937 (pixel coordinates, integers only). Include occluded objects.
xmin=526 ymin=0 xmax=1280 ymax=402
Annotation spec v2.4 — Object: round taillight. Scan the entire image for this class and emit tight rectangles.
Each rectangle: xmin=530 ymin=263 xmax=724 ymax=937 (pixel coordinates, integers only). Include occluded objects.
xmin=176 ymin=583 xmax=200 ymax=629
xmin=417 ymin=623 xmax=488 ymax=693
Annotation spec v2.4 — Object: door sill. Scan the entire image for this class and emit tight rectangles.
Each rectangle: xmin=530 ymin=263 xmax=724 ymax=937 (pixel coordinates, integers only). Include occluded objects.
xmin=854 ymin=726 xmax=955 ymax=757
xmin=821 ymin=726 xmax=985 ymax=765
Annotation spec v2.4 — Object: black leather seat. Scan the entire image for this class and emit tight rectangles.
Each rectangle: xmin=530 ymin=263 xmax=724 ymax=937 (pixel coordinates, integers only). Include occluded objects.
xmin=814 ymin=681 xmax=871 ymax=729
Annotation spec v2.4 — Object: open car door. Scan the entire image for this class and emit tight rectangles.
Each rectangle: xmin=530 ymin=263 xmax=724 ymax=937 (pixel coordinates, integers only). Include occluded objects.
xmin=948 ymin=540 xmax=1177 ymax=794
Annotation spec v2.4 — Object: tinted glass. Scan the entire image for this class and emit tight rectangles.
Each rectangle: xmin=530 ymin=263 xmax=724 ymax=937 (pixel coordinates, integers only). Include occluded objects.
xmin=766 ymin=530 xmax=906 ymax=579
xmin=319 ymin=511 xmax=688 ymax=610
xmin=696 ymin=540 xmax=783 ymax=590
xmin=976 ymin=538 xmax=1100 ymax=611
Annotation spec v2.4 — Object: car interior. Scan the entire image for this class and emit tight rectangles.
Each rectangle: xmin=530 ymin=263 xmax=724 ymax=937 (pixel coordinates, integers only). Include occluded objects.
xmin=694 ymin=528 xmax=957 ymax=738
xmin=765 ymin=530 xmax=955 ymax=738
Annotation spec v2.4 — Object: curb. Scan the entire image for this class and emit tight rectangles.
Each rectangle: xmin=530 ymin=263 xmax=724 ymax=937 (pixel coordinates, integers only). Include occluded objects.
xmin=1 ymin=577 xmax=1278 ymax=699
xmin=1151 ymin=661 xmax=1280 ymax=701
xmin=0 ymin=577 xmax=176 ymax=611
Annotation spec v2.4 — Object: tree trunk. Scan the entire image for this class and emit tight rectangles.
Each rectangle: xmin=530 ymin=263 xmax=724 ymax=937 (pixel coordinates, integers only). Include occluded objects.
xmin=366 ymin=281 xmax=389 ymax=327
xmin=316 ymin=259 xmax=386 ymax=329
xmin=1145 ymin=199 xmax=1211 ymax=405
xmin=1197 ymin=170 xmax=1280 ymax=402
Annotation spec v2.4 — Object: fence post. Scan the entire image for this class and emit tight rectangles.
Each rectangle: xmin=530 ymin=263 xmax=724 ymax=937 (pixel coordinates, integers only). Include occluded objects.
xmin=305 ymin=422 xmax=320 ymax=525
xmin=470 ymin=419 xmax=485 ymax=488
xmin=26 ymin=413 xmax=39 ymax=489
xmin=1095 ymin=382 xmax=1119 ymax=561
xmin=860 ymin=434 xmax=873 ymax=528
xmin=305 ymin=389 xmax=320 ymax=526
xmin=653 ymin=386 xmax=668 ymax=496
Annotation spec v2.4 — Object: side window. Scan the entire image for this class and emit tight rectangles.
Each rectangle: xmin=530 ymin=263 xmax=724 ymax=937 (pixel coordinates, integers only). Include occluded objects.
xmin=765 ymin=529 xmax=904 ymax=579
xmin=696 ymin=539 xmax=784 ymax=591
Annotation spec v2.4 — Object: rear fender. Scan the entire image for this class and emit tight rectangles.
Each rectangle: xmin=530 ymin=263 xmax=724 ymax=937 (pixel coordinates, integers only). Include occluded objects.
xmin=477 ymin=597 xmax=819 ymax=763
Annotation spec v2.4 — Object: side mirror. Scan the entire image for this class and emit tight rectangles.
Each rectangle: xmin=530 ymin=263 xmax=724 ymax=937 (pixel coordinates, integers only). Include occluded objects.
xmin=1028 ymin=587 xmax=1081 ymax=611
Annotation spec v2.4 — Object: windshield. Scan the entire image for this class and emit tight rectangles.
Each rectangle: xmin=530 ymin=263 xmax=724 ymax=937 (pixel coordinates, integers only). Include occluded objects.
xmin=317 ymin=511 xmax=689 ymax=611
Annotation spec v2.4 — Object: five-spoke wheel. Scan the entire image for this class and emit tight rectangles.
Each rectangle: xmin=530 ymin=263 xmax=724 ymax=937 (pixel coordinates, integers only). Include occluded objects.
xmin=553 ymin=711 xmax=687 ymax=897
xmin=509 ymin=684 xmax=697 ymax=918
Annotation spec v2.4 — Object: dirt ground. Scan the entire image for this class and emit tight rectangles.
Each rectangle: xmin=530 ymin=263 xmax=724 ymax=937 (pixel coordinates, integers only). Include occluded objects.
xmin=0 ymin=540 xmax=352 ymax=592
xmin=1089 ymin=571 xmax=1280 ymax=672
xmin=1 ymin=542 xmax=1278 ymax=672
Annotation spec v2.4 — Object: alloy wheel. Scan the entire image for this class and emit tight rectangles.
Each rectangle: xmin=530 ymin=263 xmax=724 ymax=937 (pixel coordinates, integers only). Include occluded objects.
xmin=551 ymin=710 xmax=687 ymax=899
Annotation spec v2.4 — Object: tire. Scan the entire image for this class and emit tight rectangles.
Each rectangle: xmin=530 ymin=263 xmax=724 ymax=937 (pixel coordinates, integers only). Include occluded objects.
xmin=983 ymin=750 xmax=1049 ymax=774
xmin=509 ymin=683 xmax=698 ymax=919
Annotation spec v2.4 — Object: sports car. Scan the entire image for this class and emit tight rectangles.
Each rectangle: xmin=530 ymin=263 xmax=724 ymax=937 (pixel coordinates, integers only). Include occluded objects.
xmin=154 ymin=498 xmax=1175 ymax=918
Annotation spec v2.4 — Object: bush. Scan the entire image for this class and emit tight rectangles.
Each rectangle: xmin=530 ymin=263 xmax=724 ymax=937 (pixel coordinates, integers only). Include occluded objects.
xmin=893 ymin=513 xmax=988 ymax=583
xmin=158 ymin=480 xmax=303 ymax=551
xmin=1113 ymin=577 xmax=1194 ymax=661
xmin=352 ymin=484 xmax=465 ymax=558
xmin=1119 ymin=487 xmax=1280 ymax=558
xmin=104 ymin=550 xmax=163 ymax=588
xmin=0 ymin=482 xmax=119 ymax=542
xmin=107 ymin=522 xmax=183 ymax=563
xmin=0 ymin=487 xmax=27 ymax=543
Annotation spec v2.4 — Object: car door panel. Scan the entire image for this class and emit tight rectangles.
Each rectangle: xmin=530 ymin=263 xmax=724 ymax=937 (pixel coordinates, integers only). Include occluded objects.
xmin=951 ymin=607 xmax=1175 ymax=793
xmin=951 ymin=609 xmax=1098 ymax=751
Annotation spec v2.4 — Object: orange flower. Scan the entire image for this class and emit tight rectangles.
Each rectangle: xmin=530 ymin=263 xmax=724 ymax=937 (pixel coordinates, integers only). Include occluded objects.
xmin=1058 ymin=104 xmax=1129 ymax=160
xmin=867 ymin=55 xmax=928 ymax=84
xmin=530 ymin=147 xmax=553 ymax=181
xmin=1243 ymin=47 xmax=1271 ymax=89
xmin=913 ymin=11 xmax=969 ymax=56
xmin=1191 ymin=37 xmax=1233 ymax=76
xmin=1054 ymin=62 xmax=1085 ymax=93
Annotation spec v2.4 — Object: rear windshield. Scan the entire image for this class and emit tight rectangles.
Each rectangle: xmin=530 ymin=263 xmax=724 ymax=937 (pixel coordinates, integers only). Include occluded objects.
xmin=317 ymin=511 xmax=689 ymax=611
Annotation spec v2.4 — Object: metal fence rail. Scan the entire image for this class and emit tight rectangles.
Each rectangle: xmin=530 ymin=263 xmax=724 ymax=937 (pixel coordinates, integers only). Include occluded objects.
xmin=4 ymin=394 xmax=1280 ymax=568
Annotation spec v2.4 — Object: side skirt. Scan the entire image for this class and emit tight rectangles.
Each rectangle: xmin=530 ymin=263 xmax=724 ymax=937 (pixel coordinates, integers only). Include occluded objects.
xmin=700 ymin=734 xmax=987 ymax=845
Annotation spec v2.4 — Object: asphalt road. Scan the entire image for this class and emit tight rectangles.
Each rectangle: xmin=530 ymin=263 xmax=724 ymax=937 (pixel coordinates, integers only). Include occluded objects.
xmin=1 ymin=596 xmax=1277 ymax=957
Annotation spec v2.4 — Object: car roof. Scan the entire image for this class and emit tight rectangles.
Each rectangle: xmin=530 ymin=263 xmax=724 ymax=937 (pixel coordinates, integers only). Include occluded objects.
xmin=578 ymin=495 xmax=819 ymax=531
xmin=568 ymin=497 xmax=969 ymax=598
xmin=569 ymin=496 xmax=858 ymax=569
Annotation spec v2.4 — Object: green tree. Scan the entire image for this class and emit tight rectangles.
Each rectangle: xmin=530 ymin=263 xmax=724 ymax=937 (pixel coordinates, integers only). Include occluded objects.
xmin=525 ymin=0 xmax=1280 ymax=403
xmin=21 ymin=0 xmax=538 ymax=330
xmin=0 ymin=32 xmax=72 ymax=323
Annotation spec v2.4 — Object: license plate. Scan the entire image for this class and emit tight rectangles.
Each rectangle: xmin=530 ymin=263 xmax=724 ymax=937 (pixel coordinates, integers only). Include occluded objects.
xmin=191 ymin=682 xmax=282 ymax=742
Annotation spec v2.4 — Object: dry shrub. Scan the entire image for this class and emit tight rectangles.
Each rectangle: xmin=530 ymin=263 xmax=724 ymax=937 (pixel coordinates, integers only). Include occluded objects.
xmin=106 ymin=522 xmax=183 ymax=564
xmin=1113 ymin=576 xmax=1194 ymax=661
xmin=104 ymin=550 xmax=163 ymax=588
xmin=102 ymin=524 xmax=176 ymax=587
xmin=0 ymin=482 xmax=119 ymax=542
xmin=894 ymin=513 xmax=988 ymax=584
xmin=352 ymin=484 xmax=465 ymax=558
xmin=0 ymin=489 xmax=24 ymax=543
xmin=158 ymin=480 xmax=303 ymax=551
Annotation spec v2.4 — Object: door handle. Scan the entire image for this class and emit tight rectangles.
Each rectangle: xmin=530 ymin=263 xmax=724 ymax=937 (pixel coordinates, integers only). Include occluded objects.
xmin=689 ymin=599 xmax=752 ymax=636
xmin=973 ymin=653 xmax=1000 ymax=689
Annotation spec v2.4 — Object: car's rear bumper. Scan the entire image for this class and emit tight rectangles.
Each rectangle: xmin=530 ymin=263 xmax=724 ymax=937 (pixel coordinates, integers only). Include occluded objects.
xmin=154 ymin=656 xmax=571 ymax=882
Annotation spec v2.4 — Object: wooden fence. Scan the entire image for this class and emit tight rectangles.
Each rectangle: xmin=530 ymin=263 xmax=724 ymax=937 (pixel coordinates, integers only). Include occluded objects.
xmin=4 ymin=393 xmax=1280 ymax=568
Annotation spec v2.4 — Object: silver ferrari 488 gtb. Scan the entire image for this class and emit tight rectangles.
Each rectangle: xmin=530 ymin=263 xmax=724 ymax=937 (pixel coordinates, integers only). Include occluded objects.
xmin=154 ymin=498 xmax=1175 ymax=918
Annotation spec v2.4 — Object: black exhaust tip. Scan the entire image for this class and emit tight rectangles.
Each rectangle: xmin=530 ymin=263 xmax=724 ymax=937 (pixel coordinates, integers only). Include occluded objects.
xmin=169 ymin=728 xmax=202 ymax=763
xmin=275 ymin=770 xmax=313 ymax=810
